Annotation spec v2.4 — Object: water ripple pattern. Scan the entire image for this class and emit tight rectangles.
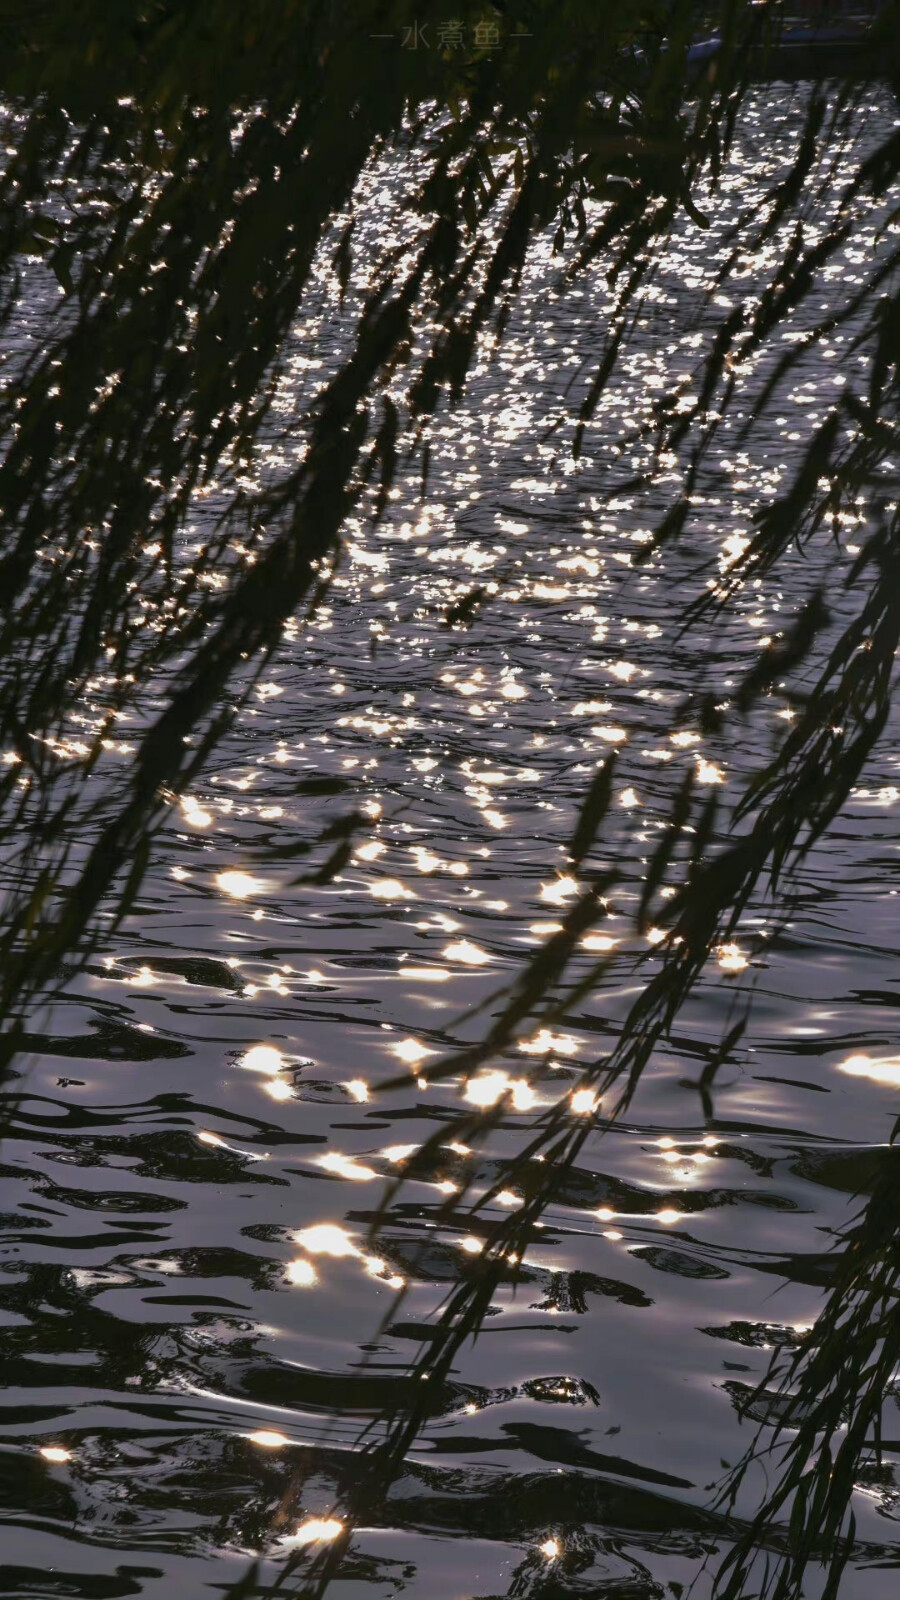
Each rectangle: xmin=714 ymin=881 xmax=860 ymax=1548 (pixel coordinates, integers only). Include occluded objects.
xmin=3 ymin=84 xmax=900 ymax=1600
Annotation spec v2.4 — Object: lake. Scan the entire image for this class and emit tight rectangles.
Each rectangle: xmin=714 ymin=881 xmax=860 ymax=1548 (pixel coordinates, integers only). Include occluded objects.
xmin=2 ymin=81 xmax=900 ymax=1600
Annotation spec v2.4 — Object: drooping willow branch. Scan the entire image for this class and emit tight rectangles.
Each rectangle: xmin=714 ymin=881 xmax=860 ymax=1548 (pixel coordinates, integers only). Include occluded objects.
xmin=0 ymin=0 xmax=753 ymax=1064
xmin=1 ymin=7 xmax=899 ymax=1599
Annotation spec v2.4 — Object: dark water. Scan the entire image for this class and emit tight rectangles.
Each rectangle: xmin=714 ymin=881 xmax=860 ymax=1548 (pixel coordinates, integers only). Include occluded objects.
xmin=3 ymin=86 xmax=900 ymax=1599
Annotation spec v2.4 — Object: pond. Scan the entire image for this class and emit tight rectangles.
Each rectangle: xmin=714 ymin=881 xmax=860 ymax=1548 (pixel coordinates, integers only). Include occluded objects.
xmin=2 ymin=82 xmax=900 ymax=1600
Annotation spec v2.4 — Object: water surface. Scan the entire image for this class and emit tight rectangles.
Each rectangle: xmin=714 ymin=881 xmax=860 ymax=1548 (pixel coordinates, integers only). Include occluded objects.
xmin=3 ymin=83 xmax=900 ymax=1600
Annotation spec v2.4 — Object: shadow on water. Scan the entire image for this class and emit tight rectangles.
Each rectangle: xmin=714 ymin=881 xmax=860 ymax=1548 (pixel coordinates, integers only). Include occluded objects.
xmin=1 ymin=4 xmax=900 ymax=1598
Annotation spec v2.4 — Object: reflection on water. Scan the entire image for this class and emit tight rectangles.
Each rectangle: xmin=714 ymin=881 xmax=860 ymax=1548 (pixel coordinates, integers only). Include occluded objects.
xmin=838 ymin=1052 xmax=900 ymax=1087
xmin=3 ymin=82 xmax=900 ymax=1600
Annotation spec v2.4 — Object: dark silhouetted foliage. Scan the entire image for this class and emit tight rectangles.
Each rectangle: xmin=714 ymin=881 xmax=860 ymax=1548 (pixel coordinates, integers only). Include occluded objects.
xmin=2 ymin=3 xmax=900 ymax=1597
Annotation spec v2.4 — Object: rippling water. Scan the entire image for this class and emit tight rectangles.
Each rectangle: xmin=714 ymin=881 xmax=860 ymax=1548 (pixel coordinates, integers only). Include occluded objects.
xmin=3 ymin=84 xmax=900 ymax=1599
